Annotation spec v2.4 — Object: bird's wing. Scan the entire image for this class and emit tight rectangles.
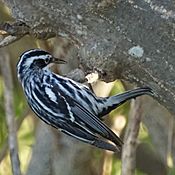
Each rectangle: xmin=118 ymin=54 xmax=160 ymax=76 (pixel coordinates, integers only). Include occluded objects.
xmin=60 ymin=120 xmax=119 ymax=152
xmin=51 ymin=84 xmax=123 ymax=151
xmin=70 ymin=99 xmax=123 ymax=147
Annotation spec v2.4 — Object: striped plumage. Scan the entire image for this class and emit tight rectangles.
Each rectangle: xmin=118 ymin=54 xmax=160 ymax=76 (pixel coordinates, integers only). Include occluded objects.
xmin=17 ymin=49 xmax=153 ymax=152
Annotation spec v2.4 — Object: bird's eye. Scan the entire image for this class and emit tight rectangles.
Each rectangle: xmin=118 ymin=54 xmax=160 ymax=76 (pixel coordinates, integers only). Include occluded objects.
xmin=45 ymin=57 xmax=50 ymax=64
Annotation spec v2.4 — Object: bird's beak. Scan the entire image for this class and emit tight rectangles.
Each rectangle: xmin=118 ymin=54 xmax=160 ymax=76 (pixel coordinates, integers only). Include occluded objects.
xmin=52 ymin=57 xmax=67 ymax=64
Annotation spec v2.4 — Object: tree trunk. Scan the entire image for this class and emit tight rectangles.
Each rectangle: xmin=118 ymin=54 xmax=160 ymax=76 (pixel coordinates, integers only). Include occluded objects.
xmin=2 ymin=0 xmax=175 ymax=116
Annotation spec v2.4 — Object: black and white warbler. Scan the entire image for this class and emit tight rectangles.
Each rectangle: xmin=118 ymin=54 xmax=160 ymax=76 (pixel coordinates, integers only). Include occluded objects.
xmin=17 ymin=49 xmax=153 ymax=152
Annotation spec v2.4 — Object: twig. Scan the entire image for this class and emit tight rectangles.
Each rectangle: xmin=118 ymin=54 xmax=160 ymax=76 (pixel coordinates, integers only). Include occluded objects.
xmin=0 ymin=21 xmax=29 ymax=48
xmin=0 ymin=49 xmax=21 ymax=175
xmin=0 ymin=35 xmax=22 ymax=47
xmin=0 ymin=21 xmax=57 ymax=48
xmin=121 ymin=98 xmax=142 ymax=175
xmin=0 ymin=108 xmax=29 ymax=163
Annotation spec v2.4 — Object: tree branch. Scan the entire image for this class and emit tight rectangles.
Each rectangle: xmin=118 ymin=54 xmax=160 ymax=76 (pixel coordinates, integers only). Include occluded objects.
xmin=0 ymin=48 xmax=21 ymax=175
xmin=121 ymin=98 xmax=142 ymax=175
xmin=0 ymin=108 xmax=29 ymax=163
xmin=2 ymin=0 xmax=175 ymax=117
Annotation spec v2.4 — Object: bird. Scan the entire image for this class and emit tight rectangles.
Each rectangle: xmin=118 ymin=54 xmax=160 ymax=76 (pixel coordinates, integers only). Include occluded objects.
xmin=17 ymin=48 xmax=153 ymax=152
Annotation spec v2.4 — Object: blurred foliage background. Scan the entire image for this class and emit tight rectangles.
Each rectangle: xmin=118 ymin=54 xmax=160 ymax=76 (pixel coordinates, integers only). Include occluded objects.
xmin=0 ymin=1 xmax=175 ymax=175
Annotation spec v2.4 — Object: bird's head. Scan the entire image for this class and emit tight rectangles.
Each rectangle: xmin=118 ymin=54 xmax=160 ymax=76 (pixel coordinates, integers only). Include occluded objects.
xmin=17 ymin=49 xmax=66 ymax=80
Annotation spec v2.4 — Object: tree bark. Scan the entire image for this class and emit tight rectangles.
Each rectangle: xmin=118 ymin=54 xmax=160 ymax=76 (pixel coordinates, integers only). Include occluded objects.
xmin=2 ymin=0 xmax=175 ymax=117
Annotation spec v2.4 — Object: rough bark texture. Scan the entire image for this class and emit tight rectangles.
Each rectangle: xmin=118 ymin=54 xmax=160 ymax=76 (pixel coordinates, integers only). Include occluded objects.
xmin=2 ymin=0 xmax=175 ymax=117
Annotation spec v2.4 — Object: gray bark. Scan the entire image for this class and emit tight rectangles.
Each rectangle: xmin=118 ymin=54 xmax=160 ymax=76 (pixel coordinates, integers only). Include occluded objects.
xmin=2 ymin=0 xmax=175 ymax=116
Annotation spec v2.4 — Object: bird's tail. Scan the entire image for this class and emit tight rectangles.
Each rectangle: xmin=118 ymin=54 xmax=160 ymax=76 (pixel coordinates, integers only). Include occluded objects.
xmin=98 ymin=87 xmax=153 ymax=117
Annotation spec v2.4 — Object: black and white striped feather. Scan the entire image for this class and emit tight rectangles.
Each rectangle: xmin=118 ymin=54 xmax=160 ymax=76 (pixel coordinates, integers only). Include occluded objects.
xmin=17 ymin=49 xmax=153 ymax=152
